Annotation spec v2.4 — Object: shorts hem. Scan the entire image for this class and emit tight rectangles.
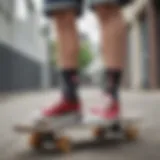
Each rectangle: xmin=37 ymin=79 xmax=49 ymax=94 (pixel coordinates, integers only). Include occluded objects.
xmin=44 ymin=2 xmax=80 ymax=17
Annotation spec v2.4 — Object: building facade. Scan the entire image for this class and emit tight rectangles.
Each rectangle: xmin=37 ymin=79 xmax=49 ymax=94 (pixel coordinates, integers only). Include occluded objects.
xmin=126 ymin=0 xmax=160 ymax=89
xmin=0 ymin=0 xmax=51 ymax=92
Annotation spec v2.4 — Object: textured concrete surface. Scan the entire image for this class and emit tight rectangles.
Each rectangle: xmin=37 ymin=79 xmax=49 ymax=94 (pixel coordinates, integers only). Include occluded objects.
xmin=0 ymin=88 xmax=160 ymax=160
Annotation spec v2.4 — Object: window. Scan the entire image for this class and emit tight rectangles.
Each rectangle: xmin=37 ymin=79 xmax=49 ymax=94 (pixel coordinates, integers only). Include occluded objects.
xmin=0 ymin=0 xmax=13 ymax=21
xmin=15 ymin=0 xmax=28 ymax=20
xmin=26 ymin=0 xmax=35 ymax=13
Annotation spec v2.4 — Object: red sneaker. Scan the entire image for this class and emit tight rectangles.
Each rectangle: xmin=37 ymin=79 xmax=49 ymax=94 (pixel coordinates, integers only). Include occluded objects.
xmin=23 ymin=99 xmax=81 ymax=131
xmin=42 ymin=99 xmax=80 ymax=117
xmin=84 ymin=95 xmax=120 ymax=125
xmin=31 ymin=99 xmax=81 ymax=128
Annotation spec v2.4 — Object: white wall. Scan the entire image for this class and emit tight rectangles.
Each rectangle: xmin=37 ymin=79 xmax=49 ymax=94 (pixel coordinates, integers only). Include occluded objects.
xmin=0 ymin=0 xmax=48 ymax=64
xmin=128 ymin=20 xmax=143 ymax=89
xmin=121 ymin=0 xmax=149 ymax=89
xmin=0 ymin=0 xmax=14 ymax=45
xmin=0 ymin=14 xmax=11 ymax=44
xmin=0 ymin=0 xmax=51 ymax=89
xmin=12 ymin=16 xmax=48 ymax=64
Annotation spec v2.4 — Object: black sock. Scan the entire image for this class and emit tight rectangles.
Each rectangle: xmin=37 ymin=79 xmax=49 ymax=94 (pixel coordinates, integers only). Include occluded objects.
xmin=61 ymin=69 xmax=79 ymax=102
xmin=104 ymin=69 xmax=122 ymax=99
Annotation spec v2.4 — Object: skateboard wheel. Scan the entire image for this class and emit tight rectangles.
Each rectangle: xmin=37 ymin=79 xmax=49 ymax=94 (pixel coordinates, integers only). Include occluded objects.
xmin=56 ymin=137 xmax=71 ymax=153
xmin=93 ymin=127 xmax=105 ymax=139
xmin=29 ymin=132 xmax=42 ymax=149
xmin=124 ymin=126 xmax=139 ymax=141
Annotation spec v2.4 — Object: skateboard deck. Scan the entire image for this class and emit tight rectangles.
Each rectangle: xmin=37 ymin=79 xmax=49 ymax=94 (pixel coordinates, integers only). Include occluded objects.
xmin=14 ymin=117 xmax=139 ymax=132
xmin=14 ymin=116 xmax=141 ymax=153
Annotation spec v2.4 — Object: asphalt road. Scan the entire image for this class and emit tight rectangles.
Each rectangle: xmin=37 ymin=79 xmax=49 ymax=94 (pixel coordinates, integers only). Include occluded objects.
xmin=0 ymin=88 xmax=160 ymax=160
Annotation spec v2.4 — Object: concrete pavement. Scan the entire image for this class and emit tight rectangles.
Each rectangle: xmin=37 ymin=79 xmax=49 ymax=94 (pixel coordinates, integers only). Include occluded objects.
xmin=0 ymin=88 xmax=160 ymax=160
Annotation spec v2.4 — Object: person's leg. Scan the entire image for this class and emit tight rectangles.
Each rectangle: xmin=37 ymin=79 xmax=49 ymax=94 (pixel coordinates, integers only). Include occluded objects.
xmin=54 ymin=10 xmax=80 ymax=102
xmin=88 ymin=0 xmax=130 ymax=121
xmin=42 ymin=0 xmax=82 ymax=117
xmin=95 ymin=3 xmax=127 ymax=100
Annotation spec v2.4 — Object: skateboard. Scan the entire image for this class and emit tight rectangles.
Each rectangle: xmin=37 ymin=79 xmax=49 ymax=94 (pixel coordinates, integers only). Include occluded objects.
xmin=14 ymin=116 xmax=140 ymax=153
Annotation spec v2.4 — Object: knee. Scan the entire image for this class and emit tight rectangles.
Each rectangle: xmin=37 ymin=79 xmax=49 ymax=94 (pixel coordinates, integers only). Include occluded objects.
xmin=54 ymin=10 xmax=77 ymax=30
xmin=54 ymin=10 xmax=79 ymax=57
xmin=95 ymin=5 xmax=125 ymax=25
